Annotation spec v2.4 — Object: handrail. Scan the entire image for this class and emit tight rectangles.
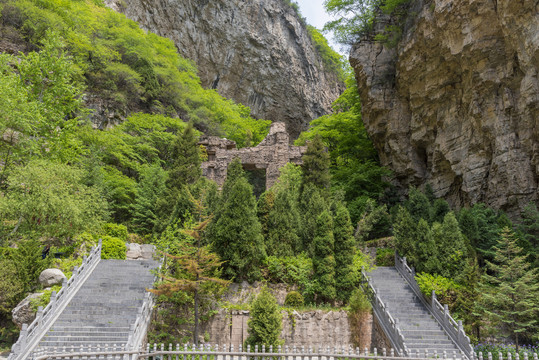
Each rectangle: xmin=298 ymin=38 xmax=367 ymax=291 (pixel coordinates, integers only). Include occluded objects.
xmin=8 ymin=240 xmax=103 ymax=360
xmin=394 ymin=252 xmax=474 ymax=360
xmin=359 ymin=270 xmax=408 ymax=356
xmin=125 ymin=258 xmax=162 ymax=357
xmin=31 ymin=343 xmax=467 ymax=360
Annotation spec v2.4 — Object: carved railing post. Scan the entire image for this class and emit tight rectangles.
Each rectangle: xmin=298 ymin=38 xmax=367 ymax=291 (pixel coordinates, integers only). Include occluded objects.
xmin=49 ymin=291 xmax=57 ymax=313
xmin=19 ymin=324 xmax=28 ymax=350
xmin=36 ymin=306 xmax=44 ymax=332
xmin=432 ymin=290 xmax=437 ymax=308
xmin=458 ymin=320 xmax=463 ymax=342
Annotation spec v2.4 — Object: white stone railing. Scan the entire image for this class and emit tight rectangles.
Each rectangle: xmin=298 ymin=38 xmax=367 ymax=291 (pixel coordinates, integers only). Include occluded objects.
xmin=32 ymin=343 xmax=468 ymax=360
xmin=125 ymin=259 xmax=162 ymax=356
xmin=8 ymin=240 xmax=102 ymax=360
xmin=394 ymin=252 xmax=474 ymax=360
xmin=359 ymin=269 xmax=408 ymax=356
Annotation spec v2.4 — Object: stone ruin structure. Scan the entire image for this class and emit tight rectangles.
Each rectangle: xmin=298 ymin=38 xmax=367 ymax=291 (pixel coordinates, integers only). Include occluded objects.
xmin=199 ymin=122 xmax=306 ymax=190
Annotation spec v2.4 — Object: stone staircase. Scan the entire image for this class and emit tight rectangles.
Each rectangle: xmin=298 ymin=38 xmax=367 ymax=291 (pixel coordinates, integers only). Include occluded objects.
xmin=35 ymin=259 xmax=158 ymax=351
xmin=367 ymin=267 xmax=461 ymax=356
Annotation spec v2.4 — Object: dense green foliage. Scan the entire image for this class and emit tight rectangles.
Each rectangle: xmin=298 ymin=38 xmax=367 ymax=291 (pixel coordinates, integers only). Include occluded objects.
xmin=284 ymin=291 xmax=304 ymax=307
xmin=323 ymin=0 xmax=411 ymax=46
xmin=245 ymin=287 xmax=283 ymax=348
xmin=101 ymin=236 xmax=127 ymax=259
xmin=312 ymin=210 xmax=336 ymax=304
xmin=306 ymin=25 xmax=346 ymax=80
xmin=0 ymin=0 xmax=270 ymax=145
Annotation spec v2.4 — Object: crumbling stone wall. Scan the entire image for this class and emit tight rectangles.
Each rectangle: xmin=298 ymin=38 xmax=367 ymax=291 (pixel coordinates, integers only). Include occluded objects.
xmin=199 ymin=122 xmax=306 ymax=190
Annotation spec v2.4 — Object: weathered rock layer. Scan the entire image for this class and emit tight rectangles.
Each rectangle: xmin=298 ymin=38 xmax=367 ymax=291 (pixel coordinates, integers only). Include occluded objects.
xmin=105 ymin=0 xmax=343 ymax=139
xmin=350 ymin=0 xmax=539 ymax=215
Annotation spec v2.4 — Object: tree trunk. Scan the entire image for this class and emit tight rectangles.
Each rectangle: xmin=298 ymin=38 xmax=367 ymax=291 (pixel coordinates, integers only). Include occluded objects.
xmin=194 ymin=278 xmax=199 ymax=345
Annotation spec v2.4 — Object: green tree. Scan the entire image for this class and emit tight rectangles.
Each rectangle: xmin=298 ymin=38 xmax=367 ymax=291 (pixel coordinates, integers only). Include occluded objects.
xmin=207 ymin=163 xmax=265 ymax=282
xmin=479 ymin=227 xmax=539 ymax=349
xmin=333 ymin=202 xmax=356 ymax=302
xmin=413 ymin=218 xmax=439 ymax=274
xmin=323 ymin=0 xmax=380 ymax=44
xmin=166 ymin=123 xmax=201 ymax=190
xmin=131 ymin=163 xmax=168 ymax=234
xmin=430 ymin=212 xmax=469 ymax=279
xmin=405 ymin=186 xmax=432 ymax=223
xmin=0 ymin=160 xmax=108 ymax=242
xmin=266 ymin=189 xmax=301 ymax=257
xmin=245 ymin=286 xmax=283 ymax=348
xmin=517 ymin=202 xmax=539 ymax=269
xmin=301 ymin=135 xmax=331 ymax=192
xmin=8 ymin=239 xmax=52 ymax=294
xmin=299 ymin=184 xmax=328 ymax=255
xmin=393 ymin=206 xmax=416 ymax=260
xmin=312 ymin=210 xmax=336 ymax=304
xmin=257 ymin=190 xmax=275 ymax=240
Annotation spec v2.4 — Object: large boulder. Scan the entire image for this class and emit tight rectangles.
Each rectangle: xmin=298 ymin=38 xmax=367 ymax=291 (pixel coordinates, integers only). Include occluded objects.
xmin=12 ymin=292 xmax=42 ymax=329
xmin=38 ymin=269 xmax=66 ymax=287
xmin=140 ymin=244 xmax=155 ymax=259
xmin=126 ymin=243 xmax=142 ymax=259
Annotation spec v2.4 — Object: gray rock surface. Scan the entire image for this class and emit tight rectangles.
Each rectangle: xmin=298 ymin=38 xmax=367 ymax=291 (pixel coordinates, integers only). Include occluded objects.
xmin=104 ymin=0 xmax=343 ymax=139
xmin=12 ymin=292 xmax=42 ymax=329
xmin=200 ymin=122 xmax=306 ymax=189
xmin=38 ymin=269 xmax=66 ymax=287
xmin=350 ymin=0 xmax=539 ymax=216
xmin=126 ymin=243 xmax=155 ymax=260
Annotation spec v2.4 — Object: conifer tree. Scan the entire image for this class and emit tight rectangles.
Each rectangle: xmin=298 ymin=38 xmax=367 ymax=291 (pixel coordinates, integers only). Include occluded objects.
xmin=405 ymin=186 xmax=432 ymax=223
xmin=257 ymin=190 xmax=275 ymax=241
xmin=245 ymin=286 xmax=283 ymax=348
xmin=267 ymin=189 xmax=301 ymax=257
xmin=393 ymin=206 xmax=417 ymax=260
xmin=333 ymin=202 xmax=356 ymax=302
xmin=301 ymin=134 xmax=330 ymax=191
xmin=131 ymin=162 xmax=168 ymax=234
xmin=517 ymin=202 xmax=539 ymax=268
xmin=299 ymin=184 xmax=328 ymax=255
xmin=207 ymin=161 xmax=265 ymax=282
xmin=414 ymin=218 xmax=439 ymax=274
xmin=434 ymin=212 xmax=468 ymax=278
xmin=479 ymin=227 xmax=539 ymax=350
xmin=167 ymin=123 xmax=201 ymax=190
xmin=312 ymin=210 xmax=336 ymax=304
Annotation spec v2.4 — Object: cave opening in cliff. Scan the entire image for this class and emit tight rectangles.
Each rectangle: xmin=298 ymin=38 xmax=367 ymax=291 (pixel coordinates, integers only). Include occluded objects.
xmin=242 ymin=164 xmax=266 ymax=199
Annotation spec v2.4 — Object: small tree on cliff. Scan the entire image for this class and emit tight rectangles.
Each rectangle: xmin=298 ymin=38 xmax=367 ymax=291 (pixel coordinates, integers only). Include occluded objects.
xmin=312 ymin=210 xmax=336 ymax=304
xmin=245 ymin=286 xmax=283 ymax=348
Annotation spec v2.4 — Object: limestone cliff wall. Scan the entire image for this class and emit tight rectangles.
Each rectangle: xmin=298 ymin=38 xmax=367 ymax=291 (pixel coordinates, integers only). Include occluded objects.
xmin=350 ymin=0 xmax=539 ymax=215
xmin=105 ymin=0 xmax=343 ymax=139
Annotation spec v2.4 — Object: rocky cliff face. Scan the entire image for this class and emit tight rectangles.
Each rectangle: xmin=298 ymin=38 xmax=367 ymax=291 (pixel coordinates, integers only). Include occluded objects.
xmin=350 ymin=0 xmax=539 ymax=216
xmin=105 ymin=0 xmax=343 ymax=139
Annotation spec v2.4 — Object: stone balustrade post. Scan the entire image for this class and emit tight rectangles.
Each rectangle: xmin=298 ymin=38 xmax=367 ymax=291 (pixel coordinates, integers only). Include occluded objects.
xmin=36 ymin=306 xmax=44 ymax=331
xmin=73 ymin=266 xmax=79 ymax=278
xmin=458 ymin=320 xmax=463 ymax=342
xmin=402 ymin=256 xmax=407 ymax=268
xmin=19 ymin=324 xmax=28 ymax=350
xmin=431 ymin=290 xmax=437 ymax=308
xmin=50 ymin=291 xmax=57 ymax=313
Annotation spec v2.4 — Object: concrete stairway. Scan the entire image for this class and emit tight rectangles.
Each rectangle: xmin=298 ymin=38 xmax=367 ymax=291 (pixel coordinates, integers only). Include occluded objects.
xmin=367 ymin=267 xmax=461 ymax=356
xmin=36 ymin=259 xmax=158 ymax=351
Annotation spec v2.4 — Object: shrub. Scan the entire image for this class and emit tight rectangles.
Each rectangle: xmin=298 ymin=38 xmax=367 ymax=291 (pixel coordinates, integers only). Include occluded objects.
xmin=284 ymin=291 xmax=304 ymax=307
xmin=376 ymin=248 xmax=395 ymax=266
xmin=416 ymin=272 xmax=460 ymax=309
xmin=30 ymin=285 xmax=62 ymax=311
xmin=263 ymin=254 xmax=313 ymax=289
xmin=103 ymin=223 xmax=128 ymax=242
xmin=101 ymin=236 xmax=126 ymax=259
xmin=245 ymin=286 xmax=283 ymax=348
xmin=348 ymin=288 xmax=371 ymax=349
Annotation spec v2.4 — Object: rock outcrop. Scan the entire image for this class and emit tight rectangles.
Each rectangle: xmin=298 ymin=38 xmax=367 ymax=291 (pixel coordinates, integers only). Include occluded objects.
xmin=104 ymin=0 xmax=343 ymax=139
xmin=350 ymin=0 xmax=539 ymax=216
xmin=12 ymin=293 xmax=42 ymax=329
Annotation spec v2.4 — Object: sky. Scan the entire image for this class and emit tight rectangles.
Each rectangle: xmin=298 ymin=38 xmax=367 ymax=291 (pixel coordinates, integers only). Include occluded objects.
xmin=294 ymin=0 xmax=346 ymax=55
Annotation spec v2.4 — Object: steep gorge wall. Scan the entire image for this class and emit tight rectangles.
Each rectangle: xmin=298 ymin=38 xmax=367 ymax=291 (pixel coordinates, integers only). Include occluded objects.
xmin=105 ymin=0 xmax=343 ymax=139
xmin=350 ymin=0 xmax=539 ymax=215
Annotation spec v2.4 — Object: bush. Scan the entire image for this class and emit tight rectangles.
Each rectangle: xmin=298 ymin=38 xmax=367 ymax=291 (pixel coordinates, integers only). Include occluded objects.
xmin=263 ymin=254 xmax=313 ymax=289
xmin=30 ymin=285 xmax=62 ymax=311
xmin=284 ymin=291 xmax=304 ymax=307
xmin=376 ymin=248 xmax=395 ymax=266
xmin=416 ymin=272 xmax=460 ymax=308
xmin=103 ymin=223 xmax=128 ymax=242
xmin=348 ymin=288 xmax=371 ymax=349
xmin=101 ymin=236 xmax=126 ymax=259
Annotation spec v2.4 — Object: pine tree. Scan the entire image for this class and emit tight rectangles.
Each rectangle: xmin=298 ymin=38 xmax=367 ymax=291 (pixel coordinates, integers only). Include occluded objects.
xmin=167 ymin=123 xmax=201 ymax=190
xmin=131 ymin=162 xmax=168 ymax=234
xmin=301 ymin=134 xmax=330 ymax=191
xmin=405 ymin=186 xmax=432 ymax=223
xmin=208 ymin=166 xmax=266 ymax=282
xmin=414 ymin=218 xmax=439 ymax=274
xmin=312 ymin=210 xmax=336 ymax=304
xmin=257 ymin=190 xmax=275 ymax=241
xmin=479 ymin=227 xmax=539 ymax=350
xmin=393 ymin=206 xmax=417 ymax=260
xmin=333 ymin=202 xmax=356 ymax=302
xmin=435 ymin=212 xmax=468 ymax=279
xmin=267 ymin=189 xmax=301 ymax=257
xmin=517 ymin=202 xmax=539 ymax=268
xmin=299 ymin=184 xmax=328 ymax=256
xmin=245 ymin=286 xmax=283 ymax=348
